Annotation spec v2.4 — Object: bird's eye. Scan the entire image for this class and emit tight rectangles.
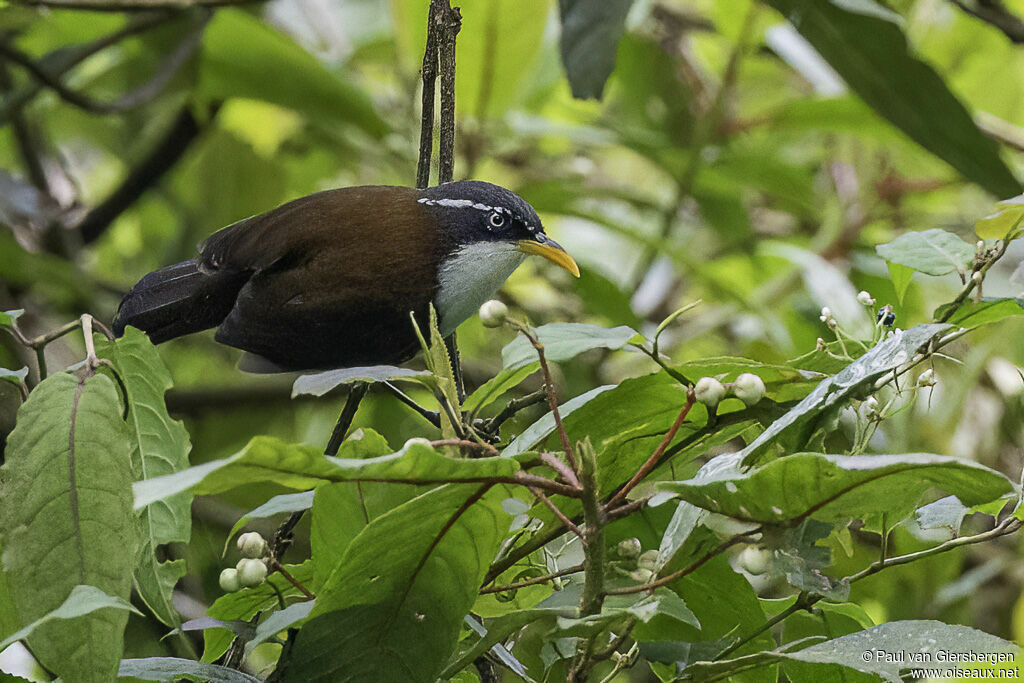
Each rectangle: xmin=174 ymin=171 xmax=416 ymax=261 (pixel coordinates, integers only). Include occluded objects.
xmin=488 ymin=212 xmax=506 ymax=229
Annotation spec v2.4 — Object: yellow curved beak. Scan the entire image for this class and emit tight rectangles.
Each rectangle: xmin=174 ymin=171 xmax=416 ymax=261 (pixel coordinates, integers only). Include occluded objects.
xmin=517 ymin=235 xmax=580 ymax=278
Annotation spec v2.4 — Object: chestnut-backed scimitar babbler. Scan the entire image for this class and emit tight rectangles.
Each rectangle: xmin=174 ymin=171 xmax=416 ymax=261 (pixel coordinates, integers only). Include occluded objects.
xmin=112 ymin=181 xmax=579 ymax=372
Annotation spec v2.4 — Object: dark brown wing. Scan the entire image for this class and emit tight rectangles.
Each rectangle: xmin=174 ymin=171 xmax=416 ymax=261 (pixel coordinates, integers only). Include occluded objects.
xmin=205 ymin=186 xmax=446 ymax=370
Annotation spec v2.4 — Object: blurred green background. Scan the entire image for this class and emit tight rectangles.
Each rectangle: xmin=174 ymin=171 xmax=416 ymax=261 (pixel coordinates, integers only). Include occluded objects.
xmin=2 ymin=0 xmax=1024 ymax=668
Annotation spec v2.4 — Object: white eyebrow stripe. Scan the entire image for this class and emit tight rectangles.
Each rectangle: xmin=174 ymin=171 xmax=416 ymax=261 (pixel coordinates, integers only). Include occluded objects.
xmin=418 ymin=198 xmax=496 ymax=212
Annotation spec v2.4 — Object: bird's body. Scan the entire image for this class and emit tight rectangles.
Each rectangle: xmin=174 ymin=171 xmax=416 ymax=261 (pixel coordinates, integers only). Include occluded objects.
xmin=113 ymin=181 xmax=577 ymax=371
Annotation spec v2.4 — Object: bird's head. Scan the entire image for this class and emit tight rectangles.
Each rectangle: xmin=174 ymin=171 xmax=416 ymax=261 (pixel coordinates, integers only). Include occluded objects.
xmin=417 ymin=180 xmax=579 ymax=335
xmin=418 ymin=180 xmax=580 ymax=277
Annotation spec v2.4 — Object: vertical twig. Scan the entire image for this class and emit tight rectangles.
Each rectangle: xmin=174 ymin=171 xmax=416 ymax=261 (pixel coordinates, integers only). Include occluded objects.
xmin=416 ymin=0 xmax=440 ymax=190
xmin=568 ymin=440 xmax=605 ymax=682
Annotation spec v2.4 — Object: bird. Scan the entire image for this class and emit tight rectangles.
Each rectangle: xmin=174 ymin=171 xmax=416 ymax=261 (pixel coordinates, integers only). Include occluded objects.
xmin=112 ymin=180 xmax=579 ymax=372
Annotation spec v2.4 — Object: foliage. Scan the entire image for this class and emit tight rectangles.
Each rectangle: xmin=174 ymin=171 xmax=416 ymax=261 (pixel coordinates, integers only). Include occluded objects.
xmin=3 ymin=0 xmax=1024 ymax=681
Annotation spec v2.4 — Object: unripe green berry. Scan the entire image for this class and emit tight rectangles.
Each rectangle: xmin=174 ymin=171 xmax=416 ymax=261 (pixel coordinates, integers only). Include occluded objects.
xmin=236 ymin=558 xmax=268 ymax=588
xmin=478 ymin=300 xmax=509 ymax=328
xmin=637 ymin=549 xmax=659 ymax=572
xmin=694 ymin=377 xmax=726 ymax=408
xmin=732 ymin=373 xmax=766 ymax=406
xmin=219 ymin=568 xmax=241 ymax=593
xmin=237 ymin=531 xmax=268 ymax=559
xmin=617 ymin=537 xmax=642 ymax=559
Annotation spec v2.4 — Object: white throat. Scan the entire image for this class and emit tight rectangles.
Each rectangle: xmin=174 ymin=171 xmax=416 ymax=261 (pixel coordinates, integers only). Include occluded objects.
xmin=435 ymin=241 xmax=525 ymax=336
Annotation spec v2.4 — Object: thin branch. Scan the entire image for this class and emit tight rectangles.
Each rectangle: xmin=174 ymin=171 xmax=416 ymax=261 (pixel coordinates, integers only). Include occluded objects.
xmin=431 ymin=438 xmax=500 ymax=457
xmin=714 ymin=516 xmax=1024 ymax=666
xmin=528 ymin=486 xmax=583 ymax=540
xmin=539 ymin=451 xmax=582 ymax=489
xmin=269 ymin=559 xmax=315 ymax=601
xmin=479 ymin=563 xmax=584 ymax=594
xmin=415 ymin=0 xmax=440 ymax=189
xmin=481 ymin=389 xmax=545 ymax=432
xmin=604 ymin=528 xmax=761 ymax=596
xmin=1 ymin=11 xmax=174 ymax=120
xmin=949 ymin=0 xmax=1024 ymax=43
xmin=606 ymin=388 xmax=695 ymax=508
xmin=75 ymin=105 xmax=211 ymax=245
xmin=515 ymin=324 xmax=577 ymax=472
xmin=0 ymin=17 xmax=205 ymax=115
xmin=382 ymin=381 xmax=442 ymax=428
xmin=325 ymin=382 xmax=368 ymax=456
xmin=436 ymin=2 xmax=461 ymax=185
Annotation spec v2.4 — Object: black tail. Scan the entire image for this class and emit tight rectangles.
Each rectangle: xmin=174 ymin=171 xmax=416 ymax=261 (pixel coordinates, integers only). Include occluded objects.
xmin=113 ymin=259 xmax=248 ymax=343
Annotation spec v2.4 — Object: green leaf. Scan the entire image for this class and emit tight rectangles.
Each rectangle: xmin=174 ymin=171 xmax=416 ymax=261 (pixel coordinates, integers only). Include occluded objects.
xmin=659 ymin=452 xmax=1013 ymax=524
xmin=875 ymin=229 xmax=975 ymax=276
xmin=464 ymin=363 xmax=538 ymax=416
xmin=936 ymin=297 xmax=1024 ymax=328
xmin=284 ymin=485 xmax=510 ymax=682
xmin=0 ymin=309 xmax=23 ymax=330
xmin=245 ymin=600 xmax=315 ymax=655
xmin=502 ymin=323 xmax=642 ymax=372
xmin=292 ymin=366 xmax=433 ymax=398
xmin=763 ymin=0 xmax=1020 ymax=197
xmin=134 ymin=434 xmax=518 ymax=508
xmin=905 ymin=495 xmax=969 ymax=542
xmin=426 ymin=305 xmax=461 ymax=439
xmin=0 ymin=372 xmax=138 ymax=682
xmin=202 ymin=561 xmax=313 ymax=663
xmin=975 ymin=194 xmax=1024 ymax=240
xmin=442 ymin=609 xmax=571 ymax=678
xmin=740 ymin=323 xmax=951 ymax=464
xmin=0 ymin=585 xmax=140 ymax=652
xmin=689 ymin=621 xmax=1019 ymax=683
xmin=887 ymin=262 xmax=915 ymax=305
xmin=556 ymin=589 xmax=699 ymax=637
xmin=502 ymin=385 xmax=616 ymax=457
xmin=0 ymin=367 xmax=27 ymax=387
xmin=96 ymin=328 xmax=192 ymax=628
xmin=558 ymin=0 xmax=635 ymax=99
xmin=118 ymin=658 xmax=261 ymax=683
xmin=199 ymin=9 xmax=388 ymax=138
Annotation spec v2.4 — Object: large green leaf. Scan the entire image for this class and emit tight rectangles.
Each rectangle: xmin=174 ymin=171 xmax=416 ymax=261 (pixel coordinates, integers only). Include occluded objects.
xmin=0 ymin=372 xmax=138 ymax=682
xmin=283 ymin=484 xmax=510 ymax=682
xmin=558 ymin=0 xmax=635 ymax=99
xmin=974 ymin=194 xmax=1024 ymax=239
xmin=292 ymin=366 xmax=432 ymax=398
xmin=134 ymin=434 xmax=518 ymax=508
xmin=687 ymin=621 xmax=1019 ymax=682
xmin=501 ymin=322 xmax=642 ymax=372
xmin=0 ymin=585 xmax=139 ymax=652
xmin=740 ymin=323 xmax=951 ymax=465
xmin=875 ymin=229 xmax=975 ymax=277
xmin=199 ymin=9 xmax=387 ymax=138
xmin=763 ymin=0 xmax=1020 ymax=197
xmin=119 ymin=658 xmax=260 ymax=683
xmin=936 ymin=297 xmax=1024 ymax=329
xmin=659 ymin=452 xmax=1013 ymax=524
xmin=97 ymin=328 xmax=192 ymax=627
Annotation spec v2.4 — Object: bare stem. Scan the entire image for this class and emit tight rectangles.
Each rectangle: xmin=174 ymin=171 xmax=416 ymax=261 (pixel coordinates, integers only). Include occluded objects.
xmin=431 ymin=438 xmax=500 ymax=457
xmin=479 ymin=563 xmax=584 ymax=594
xmin=528 ymin=486 xmax=583 ymax=540
xmin=269 ymin=559 xmax=315 ymax=601
xmin=606 ymin=388 xmax=695 ymax=508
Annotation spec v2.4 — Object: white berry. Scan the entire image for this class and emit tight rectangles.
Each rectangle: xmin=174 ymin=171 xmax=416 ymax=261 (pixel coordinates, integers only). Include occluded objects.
xmin=237 ymin=532 xmax=268 ymax=559
xmin=478 ymin=300 xmax=509 ymax=328
xmin=236 ymin=558 xmax=268 ymax=588
xmin=694 ymin=377 xmax=726 ymax=408
xmin=219 ymin=568 xmax=241 ymax=593
xmin=732 ymin=373 xmax=766 ymax=406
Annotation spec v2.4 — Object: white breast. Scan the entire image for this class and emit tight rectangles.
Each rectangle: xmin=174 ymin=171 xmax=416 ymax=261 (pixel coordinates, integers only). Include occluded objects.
xmin=434 ymin=241 xmax=526 ymax=336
